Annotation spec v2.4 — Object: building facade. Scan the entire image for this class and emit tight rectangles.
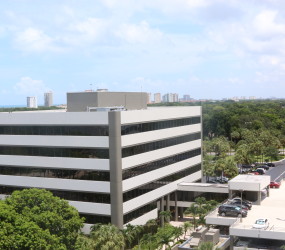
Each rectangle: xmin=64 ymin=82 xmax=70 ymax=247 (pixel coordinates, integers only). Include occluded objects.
xmin=162 ymin=93 xmax=179 ymax=103
xmin=27 ymin=96 xmax=38 ymax=108
xmin=154 ymin=93 xmax=161 ymax=103
xmin=44 ymin=92 xmax=53 ymax=107
xmin=0 ymin=93 xmax=202 ymax=230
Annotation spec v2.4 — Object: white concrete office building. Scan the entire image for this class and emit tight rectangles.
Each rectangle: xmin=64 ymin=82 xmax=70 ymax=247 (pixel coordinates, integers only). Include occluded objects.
xmin=44 ymin=92 xmax=53 ymax=107
xmin=0 ymin=91 xmax=202 ymax=229
xmin=27 ymin=96 xmax=38 ymax=108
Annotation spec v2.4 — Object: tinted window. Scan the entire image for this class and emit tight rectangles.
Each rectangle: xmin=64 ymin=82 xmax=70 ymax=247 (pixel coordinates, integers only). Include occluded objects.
xmin=0 ymin=126 xmax=109 ymax=136
xmin=122 ymin=132 xmax=201 ymax=157
xmin=121 ymin=116 xmax=200 ymax=135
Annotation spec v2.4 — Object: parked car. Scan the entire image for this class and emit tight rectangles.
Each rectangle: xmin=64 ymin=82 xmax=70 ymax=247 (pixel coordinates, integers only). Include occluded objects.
xmin=228 ymin=200 xmax=252 ymax=210
xmin=232 ymin=197 xmax=252 ymax=206
xmin=216 ymin=176 xmax=229 ymax=183
xmin=252 ymin=218 xmax=269 ymax=230
xmin=218 ymin=204 xmax=247 ymax=218
xmin=257 ymin=165 xmax=269 ymax=170
xmin=255 ymin=168 xmax=266 ymax=175
xmin=227 ymin=202 xmax=249 ymax=210
xmin=270 ymin=181 xmax=281 ymax=188
xmin=266 ymin=163 xmax=275 ymax=167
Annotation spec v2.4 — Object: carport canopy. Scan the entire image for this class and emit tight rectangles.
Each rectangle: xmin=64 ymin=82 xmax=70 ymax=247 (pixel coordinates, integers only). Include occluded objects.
xmin=228 ymin=175 xmax=270 ymax=192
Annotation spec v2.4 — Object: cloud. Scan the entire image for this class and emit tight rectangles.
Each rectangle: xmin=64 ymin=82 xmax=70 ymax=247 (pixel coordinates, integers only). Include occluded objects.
xmin=14 ymin=77 xmax=50 ymax=96
xmin=14 ymin=28 xmax=61 ymax=52
xmin=115 ymin=21 xmax=162 ymax=43
xmin=253 ymin=10 xmax=285 ymax=39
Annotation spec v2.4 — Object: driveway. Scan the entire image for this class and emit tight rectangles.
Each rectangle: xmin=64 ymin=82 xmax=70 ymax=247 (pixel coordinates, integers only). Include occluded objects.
xmin=264 ymin=159 xmax=285 ymax=182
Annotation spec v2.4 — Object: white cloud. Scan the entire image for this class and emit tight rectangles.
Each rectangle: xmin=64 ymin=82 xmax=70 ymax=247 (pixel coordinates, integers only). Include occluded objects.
xmin=68 ymin=18 xmax=108 ymax=44
xmin=116 ymin=21 xmax=162 ymax=43
xmin=14 ymin=77 xmax=49 ymax=96
xmin=253 ymin=10 xmax=285 ymax=39
xmin=14 ymin=28 xmax=61 ymax=52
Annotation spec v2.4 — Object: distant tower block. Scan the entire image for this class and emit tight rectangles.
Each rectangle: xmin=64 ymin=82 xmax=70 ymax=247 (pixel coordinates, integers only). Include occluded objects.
xmin=44 ymin=92 xmax=53 ymax=107
xmin=27 ymin=96 xmax=38 ymax=108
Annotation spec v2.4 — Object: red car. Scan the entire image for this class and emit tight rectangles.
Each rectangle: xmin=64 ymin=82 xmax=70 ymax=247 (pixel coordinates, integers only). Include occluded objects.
xmin=270 ymin=181 xmax=281 ymax=188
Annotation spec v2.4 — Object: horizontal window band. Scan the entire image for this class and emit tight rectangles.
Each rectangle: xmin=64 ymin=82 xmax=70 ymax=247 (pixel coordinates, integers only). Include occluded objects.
xmin=123 ymin=201 xmax=157 ymax=224
xmin=0 ymin=125 xmax=109 ymax=136
xmin=0 ymin=166 xmax=110 ymax=181
xmin=0 ymin=186 xmax=111 ymax=204
xmin=0 ymin=146 xmax=109 ymax=159
xmin=122 ymin=132 xmax=201 ymax=157
xmin=121 ymin=116 xmax=200 ymax=135
xmin=122 ymin=148 xmax=201 ymax=180
xmin=123 ymin=164 xmax=201 ymax=202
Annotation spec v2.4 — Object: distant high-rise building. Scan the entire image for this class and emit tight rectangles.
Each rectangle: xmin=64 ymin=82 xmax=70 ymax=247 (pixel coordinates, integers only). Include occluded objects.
xmin=27 ymin=97 xmax=38 ymax=108
xmin=183 ymin=95 xmax=191 ymax=101
xmin=154 ymin=93 xmax=161 ymax=103
xmin=162 ymin=93 xmax=178 ymax=103
xmin=147 ymin=93 xmax=152 ymax=104
xmin=44 ymin=92 xmax=53 ymax=107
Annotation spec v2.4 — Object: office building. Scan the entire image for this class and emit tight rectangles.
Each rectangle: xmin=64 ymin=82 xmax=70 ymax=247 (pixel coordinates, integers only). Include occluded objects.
xmin=27 ymin=96 xmax=38 ymax=108
xmin=0 ymin=91 xmax=202 ymax=230
xmin=154 ymin=93 xmax=161 ymax=103
xmin=44 ymin=92 xmax=53 ymax=107
xmin=147 ymin=93 xmax=152 ymax=104
xmin=162 ymin=93 xmax=179 ymax=103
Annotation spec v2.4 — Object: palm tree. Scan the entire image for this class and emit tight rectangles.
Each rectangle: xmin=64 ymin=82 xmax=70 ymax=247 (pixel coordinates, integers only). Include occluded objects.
xmin=184 ymin=204 xmax=199 ymax=229
xmin=159 ymin=210 xmax=172 ymax=226
xmin=90 ymin=223 xmax=125 ymax=250
xmin=182 ymin=221 xmax=192 ymax=239
xmin=156 ymin=224 xmax=176 ymax=250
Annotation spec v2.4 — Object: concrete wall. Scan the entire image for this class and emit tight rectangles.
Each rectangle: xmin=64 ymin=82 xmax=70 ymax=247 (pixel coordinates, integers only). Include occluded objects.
xmin=67 ymin=92 xmax=147 ymax=112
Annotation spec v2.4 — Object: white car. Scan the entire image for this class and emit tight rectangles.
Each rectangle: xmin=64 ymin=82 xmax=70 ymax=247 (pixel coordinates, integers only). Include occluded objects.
xmin=252 ymin=218 xmax=269 ymax=230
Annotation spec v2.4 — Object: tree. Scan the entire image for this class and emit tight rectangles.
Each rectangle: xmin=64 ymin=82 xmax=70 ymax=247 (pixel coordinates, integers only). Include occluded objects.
xmin=159 ymin=210 xmax=172 ymax=225
xmin=235 ymin=144 xmax=254 ymax=165
xmin=155 ymin=224 xmax=176 ymax=250
xmin=90 ymin=223 xmax=125 ymax=250
xmin=224 ymin=157 xmax=238 ymax=178
xmin=182 ymin=221 xmax=192 ymax=239
xmin=4 ymin=188 xmax=83 ymax=249
xmin=196 ymin=241 xmax=215 ymax=250
xmin=75 ymin=234 xmax=95 ymax=250
xmin=184 ymin=204 xmax=199 ymax=229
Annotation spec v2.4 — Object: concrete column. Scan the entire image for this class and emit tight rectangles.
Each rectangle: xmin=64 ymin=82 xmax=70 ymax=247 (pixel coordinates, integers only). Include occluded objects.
xmin=174 ymin=191 xmax=178 ymax=221
xmin=160 ymin=197 xmax=164 ymax=227
xmin=166 ymin=194 xmax=170 ymax=222
xmin=229 ymin=236 xmax=234 ymax=250
xmin=229 ymin=190 xmax=233 ymax=199
xmin=257 ymin=191 xmax=261 ymax=205
xmin=179 ymin=207 xmax=184 ymax=219
xmin=109 ymin=112 xmax=123 ymax=229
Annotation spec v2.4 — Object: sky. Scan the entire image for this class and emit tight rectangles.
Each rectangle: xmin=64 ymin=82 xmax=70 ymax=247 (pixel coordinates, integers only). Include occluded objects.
xmin=1 ymin=0 xmax=285 ymax=105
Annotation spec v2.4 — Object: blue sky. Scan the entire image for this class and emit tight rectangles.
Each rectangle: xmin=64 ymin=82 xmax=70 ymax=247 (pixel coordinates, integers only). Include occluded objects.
xmin=0 ymin=0 xmax=285 ymax=105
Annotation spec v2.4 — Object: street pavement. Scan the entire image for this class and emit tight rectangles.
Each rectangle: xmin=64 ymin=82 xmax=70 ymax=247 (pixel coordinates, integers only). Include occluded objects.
xmin=264 ymin=160 xmax=285 ymax=182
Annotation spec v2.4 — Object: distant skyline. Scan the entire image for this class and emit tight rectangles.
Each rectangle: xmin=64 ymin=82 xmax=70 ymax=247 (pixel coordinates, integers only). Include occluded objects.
xmin=1 ymin=0 xmax=285 ymax=105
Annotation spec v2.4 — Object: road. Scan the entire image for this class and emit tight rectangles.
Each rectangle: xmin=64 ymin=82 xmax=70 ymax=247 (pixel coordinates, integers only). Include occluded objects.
xmin=265 ymin=160 xmax=285 ymax=182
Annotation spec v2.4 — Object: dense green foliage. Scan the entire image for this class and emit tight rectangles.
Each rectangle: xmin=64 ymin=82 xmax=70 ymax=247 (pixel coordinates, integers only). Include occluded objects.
xmin=202 ymin=100 xmax=285 ymax=139
xmin=0 ymin=188 xmax=84 ymax=249
xmin=0 ymin=106 xmax=64 ymax=112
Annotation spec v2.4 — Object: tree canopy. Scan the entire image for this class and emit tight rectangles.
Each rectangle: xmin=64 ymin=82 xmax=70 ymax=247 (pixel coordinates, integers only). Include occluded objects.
xmin=0 ymin=188 xmax=84 ymax=249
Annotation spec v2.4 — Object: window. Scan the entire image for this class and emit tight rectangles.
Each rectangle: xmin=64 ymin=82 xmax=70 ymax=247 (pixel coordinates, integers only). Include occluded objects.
xmin=121 ymin=116 xmax=201 ymax=135
xmin=122 ymin=132 xmax=201 ymax=157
